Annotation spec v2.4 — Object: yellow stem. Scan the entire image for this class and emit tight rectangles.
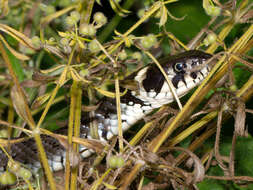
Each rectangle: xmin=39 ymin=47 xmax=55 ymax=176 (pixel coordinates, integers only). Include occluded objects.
xmin=91 ymin=168 xmax=112 ymax=190
xmin=94 ymin=39 xmax=124 ymax=152
xmin=65 ymin=81 xmax=75 ymax=190
xmin=33 ymin=132 xmax=56 ymax=190
xmin=70 ymin=81 xmax=82 ymax=190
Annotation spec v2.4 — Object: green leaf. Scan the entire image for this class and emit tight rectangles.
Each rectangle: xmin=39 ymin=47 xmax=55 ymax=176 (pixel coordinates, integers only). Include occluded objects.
xmin=5 ymin=46 xmax=25 ymax=81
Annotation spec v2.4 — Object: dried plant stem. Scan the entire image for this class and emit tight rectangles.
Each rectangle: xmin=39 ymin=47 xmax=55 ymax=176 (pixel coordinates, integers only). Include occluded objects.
xmin=71 ymin=81 xmax=82 ymax=190
xmin=187 ymin=17 xmax=216 ymax=49
xmin=119 ymin=162 xmax=144 ymax=190
xmin=128 ymin=106 xmax=167 ymax=146
xmin=229 ymin=132 xmax=236 ymax=176
xmin=65 ymin=83 xmax=75 ymax=190
xmin=129 ymin=122 xmax=154 ymax=146
xmin=36 ymin=81 xmax=61 ymax=129
xmin=169 ymin=111 xmax=218 ymax=146
xmin=31 ymin=95 xmax=66 ymax=115
xmin=206 ymin=175 xmax=253 ymax=181
xmin=94 ymin=39 xmax=124 ymax=152
xmin=33 ymin=132 xmax=56 ymax=189
xmin=80 ymin=0 xmax=95 ymax=24
xmin=166 ymin=32 xmax=189 ymax=50
xmin=214 ymin=109 xmax=228 ymax=171
xmin=36 ymin=43 xmax=76 ymax=190
xmin=7 ymin=100 xmax=14 ymax=139
xmin=91 ymin=168 xmax=112 ymax=190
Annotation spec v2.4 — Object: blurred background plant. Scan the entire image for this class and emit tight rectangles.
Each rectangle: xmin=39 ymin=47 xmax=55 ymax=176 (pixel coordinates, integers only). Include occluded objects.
xmin=0 ymin=0 xmax=252 ymax=189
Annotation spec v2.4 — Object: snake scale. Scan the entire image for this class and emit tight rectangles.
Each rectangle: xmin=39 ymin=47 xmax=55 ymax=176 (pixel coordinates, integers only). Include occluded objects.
xmin=0 ymin=50 xmax=212 ymax=174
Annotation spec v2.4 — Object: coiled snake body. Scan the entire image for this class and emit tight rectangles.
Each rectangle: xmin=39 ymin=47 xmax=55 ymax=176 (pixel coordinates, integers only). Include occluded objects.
xmin=0 ymin=50 xmax=212 ymax=173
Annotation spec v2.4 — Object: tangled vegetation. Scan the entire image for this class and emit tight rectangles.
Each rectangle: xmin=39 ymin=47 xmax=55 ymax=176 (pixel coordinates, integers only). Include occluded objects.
xmin=0 ymin=0 xmax=252 ymax=189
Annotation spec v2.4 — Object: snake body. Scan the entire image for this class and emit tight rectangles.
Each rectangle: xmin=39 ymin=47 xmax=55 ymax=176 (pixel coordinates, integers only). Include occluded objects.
xmin=0 ymin=50 xmax=212 ymax=173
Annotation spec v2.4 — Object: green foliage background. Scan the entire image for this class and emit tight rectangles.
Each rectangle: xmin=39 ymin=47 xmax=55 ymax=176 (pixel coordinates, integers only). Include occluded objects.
xmin=0 ymin=0 xmax=252 ymax=189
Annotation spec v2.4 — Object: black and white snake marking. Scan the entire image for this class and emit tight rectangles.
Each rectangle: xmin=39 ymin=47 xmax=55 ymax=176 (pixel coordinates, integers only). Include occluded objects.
xmin=0 ymin=50 xmax=212 ymax=173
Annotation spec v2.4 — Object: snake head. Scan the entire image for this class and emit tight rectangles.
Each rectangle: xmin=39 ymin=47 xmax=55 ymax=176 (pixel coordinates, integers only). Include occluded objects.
xmin=133 ymin=50 xmax=212 ymax=108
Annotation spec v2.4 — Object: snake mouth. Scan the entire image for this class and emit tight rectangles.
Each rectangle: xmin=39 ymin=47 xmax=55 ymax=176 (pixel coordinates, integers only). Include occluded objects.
xmin=135 ymin=65 xmax=210 ymax=108
xmin=169 ymin=65 xmax=210 ymax=96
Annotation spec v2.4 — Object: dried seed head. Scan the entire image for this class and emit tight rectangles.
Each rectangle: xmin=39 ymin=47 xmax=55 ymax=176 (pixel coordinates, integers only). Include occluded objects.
xmin=0 ymin=171 xmax=17 ymax=185
xmin=94 ymin=12 xmax=107 ymax=26
xmin=140 ymin=34 xmax=157 ymax=49
xmin=31 ymin=36 xmax=41 ymax=49
xmin=118 ymin=50 xmax=127 ymax=60
xmin=203 ymin=33 xmax=217 ymax=46
xmin=88 ymin=40 xmax=100 ymax=53
xmin=60 ymin=38 xmax=69 ymax=46
xmin=65 ymin=16 xmax=76 ymax=27
xmin=132 ymin=51 xmax=142 ymax=61
xmin=80 ymin=24 xmax=96 ymax=36
xmin=70 ymin=11 xmax=80 ymax=23
xmin=108 ymin=155 xmax=125 ymax=169
xmin=17 ymin=167 xmax=32 ymax=180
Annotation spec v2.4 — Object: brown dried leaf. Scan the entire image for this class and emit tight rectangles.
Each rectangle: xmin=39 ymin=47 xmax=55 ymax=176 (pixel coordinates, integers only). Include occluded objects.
xmin=141 ymin=182 xmax=155 ymax=190
xmin=68 ymin=147 xmax=80 ymax=168
xmin=44 ymin=130 xmax=105 ymax=154
xmin=73 ymin=137 xmax=105 ymax=154
xmin=82 ymin=104 xmax=101 ymax=112
xmin=21 ymin=80 xmax=42 ymax=88
xmin=0 ymin=23 xmax=38 ymax=50
xmin=143 ymin=150 xmax=160 ymax=164
xmin=240 ymin=9 xmax=253 ymax=23
xmin=169 ymin=147 xmax=205 ymax=183
xmin=31 ymin=93 xmax=51 ymax=109
xmin=32 ymin=71 xmax=57 ymax=82
xmin=10 ymin=85 xmax=32 ymax=124
xmin=235 ymin=101 xmax=247 ymax=137
xmin=0 ymin=34 xmax=30 ymax=61
xmin=0 ymin=137 xmax=30 ymax=146
xmin=57 ymin=136 xmax=80 ymax=168
xmin=39 ymin=64 xmax=65 ymax=74
xmin=43 ymin=44 xmax=66 ymax=59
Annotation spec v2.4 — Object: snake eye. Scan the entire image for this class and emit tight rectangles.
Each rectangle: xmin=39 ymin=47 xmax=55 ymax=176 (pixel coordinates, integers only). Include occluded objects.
xmin=174 ymin=62 xmax=184 ymax=72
